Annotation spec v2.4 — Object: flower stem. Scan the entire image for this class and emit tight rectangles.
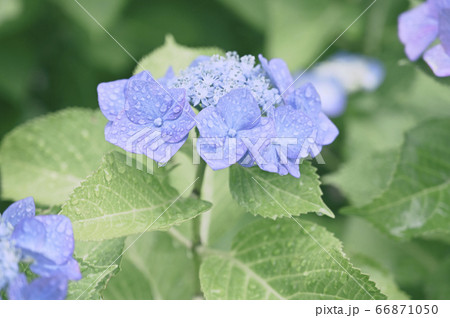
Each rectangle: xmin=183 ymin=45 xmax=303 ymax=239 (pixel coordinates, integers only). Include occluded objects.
xmin=191 ymin=158 xmax=207 ymax=298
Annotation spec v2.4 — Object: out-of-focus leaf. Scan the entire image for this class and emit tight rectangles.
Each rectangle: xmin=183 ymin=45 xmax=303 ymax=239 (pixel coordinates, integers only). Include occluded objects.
xmin=103 ymin=231 xmax=196 ymax=300
xmin=0 ymin=109 xmax=113 ymax=206
xmin=343 ymin=119 xmax=450 ymax=240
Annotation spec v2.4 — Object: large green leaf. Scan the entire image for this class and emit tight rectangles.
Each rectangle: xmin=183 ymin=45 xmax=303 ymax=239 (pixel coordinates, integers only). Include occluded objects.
xmin=0 ymin=108 xmax=113 ymax=206
xmin=67 ymin=238 xmax=125 ymax=300
xmin=229 ymin=161 xmax=333 ymax=219
xmin=200 ymin=219 xmax=385 ymax=300
xmin=343 ymin=119 xmax=450 ymax=240
xmin=61 ymin=151 xmax=212 ymax=240
xmin=349 ymin=254 xmax=409 ymax=300
xmin=103 ymin=231 xmax=197 ymax=300
xmin=325 ymin=149 xmax=399 ymax=207
xmin=134 ymin=34 xmax=223 ymax=78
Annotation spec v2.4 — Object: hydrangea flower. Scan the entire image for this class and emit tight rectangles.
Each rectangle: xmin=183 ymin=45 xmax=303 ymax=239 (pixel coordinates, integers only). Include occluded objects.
xmin=399 ymin=0 xmax=450 ymax=77
xmin=258 ymin=55 xmax=338 ymax=169
xmin=169 ymin=52 xmax=280 ymax=110
xmin=98 ymin=52 xmax=340 ymax=178
xmin=98 ymin=70 xmax=196 ymax=164
xmin=196 ymin=88 xmax=275 ymax=170
xmin=0 ymin=197 xmax=81 ymax=300
xmin=296 ymin=53 xmax=385 ymax=117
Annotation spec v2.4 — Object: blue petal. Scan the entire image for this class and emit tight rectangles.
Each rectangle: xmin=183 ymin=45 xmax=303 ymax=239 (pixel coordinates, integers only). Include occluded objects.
xmin=259 ymin=54 xmax=294 ymax=97
xmin=272 ymin=104 xmax=314 ymax=160
xmin=11 ymin=218 xmax=46 ymax=259
xmin=196 ymin=103 xmax=231 ymax=137
xmin=424 ymin=44 xmax=450 ymax=77
xmin=2 ymin=197 xmax=35 ymax=227
xmin=439 ymin=9 xmax=450 ymax=55
xmin=398 ymin=2 xmax=439 ymax=61
xmin=258 ymin=145 xmax=300 ymax=178
xmin=31 ymin=257 xmax=81 ymax=281
xmin=158 ymin=66 xmax=175 ymax=87
xmin=8 ymin=274 xmax=68 ymax=300
xmin=12 ymin=215 xmax=75 ymax=265
xmin=105 ymin=111 xmax=187 ymax=163
xmin=215 ymin=88 xmax=261 ymax=131
xmin=97 ymin=79 xmax=128 ymax=121
xmin=197 ymin=136 xmax=247 ymax=170
xmin=288 ymin=83 xmax=322 ymax=118
xmin=0 ymin=240 xmax=20 ymax=290
xmin=161 ymin=103 xmax=196 ymax=143
xmin=125 ymin=71 xmax=186 ymax=125
xmin=315 ymin=112 xmax=339 ymax=146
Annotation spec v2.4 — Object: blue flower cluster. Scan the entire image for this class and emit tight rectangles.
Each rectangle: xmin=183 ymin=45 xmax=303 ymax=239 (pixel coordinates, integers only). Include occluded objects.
xmin=168 ymin=52 xmax=280 ymax=110
xmin=98 ymin=52 xmax=339 ymax=178
xmin=399 ymin=0 xmax=450 ymax=77
xmin=0 ymin=198 xmax=81 ymax=300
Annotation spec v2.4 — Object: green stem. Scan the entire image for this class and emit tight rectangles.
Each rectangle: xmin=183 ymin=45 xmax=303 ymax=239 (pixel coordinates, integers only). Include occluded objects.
xmin=191 ymin=158 xmax=207 ymax=298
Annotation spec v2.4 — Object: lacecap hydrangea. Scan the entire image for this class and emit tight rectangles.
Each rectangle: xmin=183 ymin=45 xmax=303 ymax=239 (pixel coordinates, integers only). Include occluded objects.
xmin=97 ymin=52 xmax=339 ymax=178
xmin=0 ymin=197 xmax=81 ymax=300
xmin=399 ymin=0 xmax=450 ymax=77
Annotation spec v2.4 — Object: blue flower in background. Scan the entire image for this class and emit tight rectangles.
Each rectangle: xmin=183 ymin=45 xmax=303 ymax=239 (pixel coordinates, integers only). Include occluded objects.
xmin=399 ymin=0 xmax=450 ymax=77
xmin=298 ymin=53 xmax=385 ymax=117
xmin=0 ymin=197 xmax=81 ymax=300
xmin=98 ymin=71 xmax=196 ymax=164
xmin=196 ymin=88 xmax=275 ymax=170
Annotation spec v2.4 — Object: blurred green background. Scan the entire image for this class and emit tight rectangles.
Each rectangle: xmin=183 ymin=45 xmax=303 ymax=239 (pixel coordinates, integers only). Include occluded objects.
xmin=3 ymin=0 xmax=450 ymax=300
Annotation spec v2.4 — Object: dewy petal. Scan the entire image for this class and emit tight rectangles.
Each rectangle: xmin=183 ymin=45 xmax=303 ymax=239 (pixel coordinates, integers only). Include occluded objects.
xmin=288 ymin=83 xmax=322 ymax=118
xmin=272 ymin=104 xmax=314 ymax=160
xmin=197 ymin=136 xmax=247 ymax=170
xmin=125 ymin=71 xmax=185 ymax=125
xmin=2 ymin=197 xmax=35 ymax=227
xmin=398 ymin=2 xmax=439 ymax=61
xmin=215 ymin=88 xmax=261 ymax=131
xmin=97 ymin=79 xmax=128 ymax=121
xmin=31 ymin=257 xmax=81 ymax=281
xmin=196 ymin=105 xmax=229 ymax=137
xmin=258 ymin=54 xmax=294 ymax=97
xmin=315 ymin=112 xmax=339 ymax=146
xmin=439 ymin=9 xmax=450 ymax=55
xmin=11 ymin=218 xmax=46 ymax=259
xmin=161 ymin=103 xmax=196 ymax=143
xmin=33 ymin=215 xmax=75 ymax=264
xmin=8 ymin=274 xmax=68 ymax=300
xmin=12 ymin=215 xmax=75 ymax=265
xmin=424 ymin=44 xmax=450 ymax=76
xmin=105 ymin=111 xmax=186 ymax=163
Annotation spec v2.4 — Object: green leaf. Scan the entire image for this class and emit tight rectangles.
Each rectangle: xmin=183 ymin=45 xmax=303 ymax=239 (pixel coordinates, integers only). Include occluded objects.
xmin=0 ymin=108 xmax=113 ymax=206
xmin=217 ymin=0 xmax=267 ymax=32
xmin=349 ymin=254 xmax=409 ymax=300
xmin=343 ymin=119 xmax=450 ymax=240
xmin=61 ymin=151 xmax=212 ymax=240
xmin=425 ymin=257 xmax=450 ymax=300
xmin=103 ymin=231 xmax=197 ymax=300
xmin=200 ymin=219 xmax=385 ymax=300
xmin=229 ymin=161 xmax=333 ymax=219
xmin=325 ymin=149 xmax=399 ymax=207
xmin=134 ymin=34 xmax=224 ymax=78
xmin=67 ymin=238 xmax=125 ymax=300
